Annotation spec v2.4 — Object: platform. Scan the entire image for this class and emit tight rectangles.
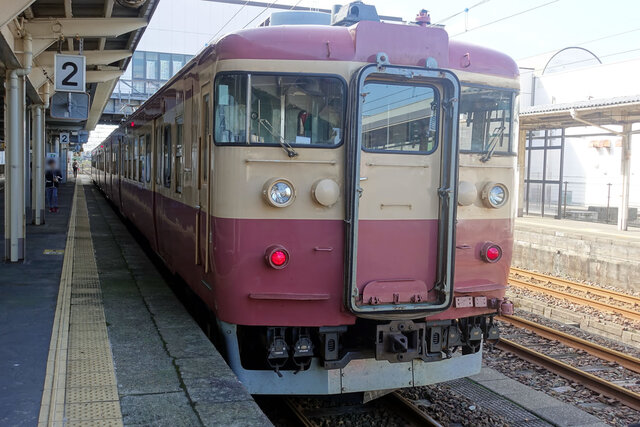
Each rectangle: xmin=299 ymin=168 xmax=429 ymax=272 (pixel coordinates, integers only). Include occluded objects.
xmin=1 ymin=176 xmax=270 ymax=426
xmin=513 ymin=216 xmax=640 ymax=292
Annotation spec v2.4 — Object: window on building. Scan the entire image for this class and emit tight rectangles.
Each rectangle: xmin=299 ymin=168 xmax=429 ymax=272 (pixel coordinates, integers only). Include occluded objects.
xmin=160 ymin=53 xmax=171 ymax=80
xmin=163 ymin=125 xmax=172 ymax=188
xmin=146 ymin=52 xmax=158 ymax=79
xmin=132 ymin=52 xmax=144 ymax=79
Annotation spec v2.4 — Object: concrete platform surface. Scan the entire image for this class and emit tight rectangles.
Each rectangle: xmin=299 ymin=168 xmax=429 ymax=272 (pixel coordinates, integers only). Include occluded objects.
xmin=2 ymin=177 xmax=271 ymax=426
xmin=469 ymin=367 xmax=608 ymax=427
xmin=85 ymin=179 xmax=271 ymax=426
xmin=0 ymin=183 xmax=72 ymax=427
xmin=516 ymin=216 xmax=640 ymax=242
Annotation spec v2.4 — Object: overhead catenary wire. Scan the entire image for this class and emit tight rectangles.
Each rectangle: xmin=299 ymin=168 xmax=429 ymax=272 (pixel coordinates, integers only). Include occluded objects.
xmin=243 ymin=0 xmax=280 ymax=29
xmin=520 ymin=25 xmax=640 ymax=62
xmin=450 ymin=0 xmax=561 ymax=37
xmin=429 ymin=0 xmax=491 ymax=26
xmin=209 ymin=0 xmax=252 ymax=42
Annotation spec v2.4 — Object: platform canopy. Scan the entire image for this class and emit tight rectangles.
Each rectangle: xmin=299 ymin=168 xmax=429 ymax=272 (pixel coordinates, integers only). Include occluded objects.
xmin=520 ymin=95 xmax=640 ymax=130
xmin=0 ymin=0 xmax=160 ymax=132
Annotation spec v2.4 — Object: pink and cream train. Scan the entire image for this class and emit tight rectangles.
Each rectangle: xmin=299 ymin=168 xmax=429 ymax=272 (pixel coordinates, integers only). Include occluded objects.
xmin=92 ymin=2 xmax=518 ymax=395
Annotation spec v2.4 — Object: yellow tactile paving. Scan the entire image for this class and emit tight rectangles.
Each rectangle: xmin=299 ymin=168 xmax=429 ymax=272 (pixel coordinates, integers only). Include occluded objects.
xmin=38 ymin=179 xmax=124 ymax=427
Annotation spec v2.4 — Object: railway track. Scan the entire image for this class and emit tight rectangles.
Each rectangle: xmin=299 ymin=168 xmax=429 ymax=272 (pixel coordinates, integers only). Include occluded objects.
xmin=495 ymin=338 xmax=640 ymax=411
xmin=284 ymin=391 xmax=442 ymax=426
xmin=511 ymin=267 xmax=640 ymax=307
xmin=497 ymin=314 xmax=640 ymax=374
xmin=508 ymin=276 xmax=640 ymax=322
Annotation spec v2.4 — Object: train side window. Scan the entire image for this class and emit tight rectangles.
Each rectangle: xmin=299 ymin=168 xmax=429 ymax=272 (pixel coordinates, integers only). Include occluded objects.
xmin=134 ymin=136 xmax=139 ymax=181
xmin=163 ymin=125 xmax=172 ymax=188
xmin=125 ymin=140 xmax=130 ymax=179
xmin=145 ymin=134 xmax=151 ymax=183
xmin=176 ymin=118 xmax=183 ymax=193
xmin=214 ymin=73 xmax=344 ymax=147
xmin=139 ymin=135 xmax=145 ymax=182
xmin=361 ymin=82 xmax=439 ymax=154
xmin=458 ymin=86 xmax=514 ymax=155
xmin=202 ymin=93 xmax=210 ymax=182
xmin=156 ymin=127 xmax=162 ymax=185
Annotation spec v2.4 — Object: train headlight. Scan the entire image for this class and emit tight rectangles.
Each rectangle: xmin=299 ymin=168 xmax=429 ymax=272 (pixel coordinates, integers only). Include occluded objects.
xmin=263 ymin=178 xmax=295 ymax=207
xmin=482 ymin=182 xmax=508 ymax=208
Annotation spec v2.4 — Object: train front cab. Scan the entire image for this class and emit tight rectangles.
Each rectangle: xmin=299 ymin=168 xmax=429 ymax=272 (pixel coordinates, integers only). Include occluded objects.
xmin=214 ymin=62 xmax=516 ymax=395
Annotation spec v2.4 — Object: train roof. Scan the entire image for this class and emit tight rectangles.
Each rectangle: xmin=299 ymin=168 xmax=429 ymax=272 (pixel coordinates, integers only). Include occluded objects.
xmin=123 ymin=20 xmax=518 ymax=127
xmin=215 ymin=21 xmax=519 ymax=79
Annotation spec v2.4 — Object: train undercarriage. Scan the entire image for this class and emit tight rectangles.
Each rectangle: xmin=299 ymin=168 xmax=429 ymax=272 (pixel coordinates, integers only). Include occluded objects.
xmin=217 ymin=315 xmax=501 ymax=395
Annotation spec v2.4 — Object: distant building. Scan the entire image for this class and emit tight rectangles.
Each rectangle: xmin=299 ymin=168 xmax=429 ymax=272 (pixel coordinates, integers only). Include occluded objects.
xmin=519 ymin=49 xmax=640 ymax=226
xmin=102 ymin=50 xmax=194 ymax=122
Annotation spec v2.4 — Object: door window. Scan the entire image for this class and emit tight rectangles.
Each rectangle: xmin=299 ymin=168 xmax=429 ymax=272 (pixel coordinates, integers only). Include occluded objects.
xmin=361 ymin=82 xmax=438 ymax=154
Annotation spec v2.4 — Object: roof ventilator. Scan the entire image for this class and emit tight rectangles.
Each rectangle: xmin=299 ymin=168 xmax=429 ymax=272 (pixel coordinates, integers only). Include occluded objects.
xmin=332 ymin=2 xmax=380 ymax=26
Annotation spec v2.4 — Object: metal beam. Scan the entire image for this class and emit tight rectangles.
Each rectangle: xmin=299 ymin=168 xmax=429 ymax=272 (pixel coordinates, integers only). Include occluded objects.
xmin=24 ymin=18 xmax=148 ymax=38
xmin=0 ymin=0 xmax=35 ymax=28
xmin=85 ymin=78 xmax=119 ymax=130
xmin=87 ymin=69 xmax=124 ymax=83
xmin=36 ymin=50 xmax=132 ymax=67
xmin=98 ymin=0 xmax=115 ymax=51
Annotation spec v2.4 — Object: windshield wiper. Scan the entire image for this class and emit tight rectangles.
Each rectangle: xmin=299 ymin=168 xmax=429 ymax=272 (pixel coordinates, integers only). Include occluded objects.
xmin=480 ymin=126 xmax=505 ymax=162
xmin=258 ymin=118 xmax=299 ymax=158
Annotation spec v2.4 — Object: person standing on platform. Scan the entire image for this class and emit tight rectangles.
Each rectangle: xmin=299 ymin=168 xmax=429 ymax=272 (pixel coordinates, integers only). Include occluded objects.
xmin=45 ymin=159 xmax=63 ymax=213
xmin=72 ymin=160 xmax=79 ymax=178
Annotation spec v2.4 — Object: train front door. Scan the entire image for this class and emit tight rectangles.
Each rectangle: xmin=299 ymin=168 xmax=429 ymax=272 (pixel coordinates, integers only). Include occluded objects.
xmin=346 ymin=65 xmax=460 ymax=316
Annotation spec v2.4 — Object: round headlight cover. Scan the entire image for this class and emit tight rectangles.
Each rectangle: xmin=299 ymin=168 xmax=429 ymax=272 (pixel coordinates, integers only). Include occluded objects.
xmin=263 ymin=178 xmax=295 ymax=207
xmin=482 ymin=182 xmax=509 ymax=208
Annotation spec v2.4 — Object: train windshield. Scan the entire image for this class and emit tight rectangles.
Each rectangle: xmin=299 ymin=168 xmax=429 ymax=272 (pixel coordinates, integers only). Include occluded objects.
xmin=458 ymin=86 xmax=514 ymax=155
xmin=214 ymin=74 xmax=344 ymax=147
xmin=361 ymin=82 xmax=438 ymax=154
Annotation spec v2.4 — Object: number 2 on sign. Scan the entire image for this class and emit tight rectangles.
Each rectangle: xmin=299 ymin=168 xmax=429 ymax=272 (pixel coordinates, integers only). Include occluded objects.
xmin=62 ymin=62 xmax=79 ymax=86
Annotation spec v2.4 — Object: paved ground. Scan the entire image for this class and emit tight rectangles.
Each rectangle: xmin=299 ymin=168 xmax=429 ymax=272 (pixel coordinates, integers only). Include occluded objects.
xmin=468 ymin=367 xmax=608 ymax=427
xmin=0 ymin=183 xmax=72 ymax=426
xmin=85 ymin=181 xmax=270 ymax=426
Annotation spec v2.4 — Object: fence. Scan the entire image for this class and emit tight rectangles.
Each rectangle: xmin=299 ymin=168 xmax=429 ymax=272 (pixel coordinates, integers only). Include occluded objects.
xmin=525 ymin=180 xmax=639 ymax=226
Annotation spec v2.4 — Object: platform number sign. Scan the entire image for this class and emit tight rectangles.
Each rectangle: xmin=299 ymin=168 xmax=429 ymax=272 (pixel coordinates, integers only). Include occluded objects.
xmin=60 ymin=132 xmax=70 ymax=145
xmin=54 ymin=54 xmax=86 ymax=93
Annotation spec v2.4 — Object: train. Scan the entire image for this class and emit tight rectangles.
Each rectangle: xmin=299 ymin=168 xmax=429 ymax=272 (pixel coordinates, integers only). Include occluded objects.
xmin=92 ymin=2 xmax=518 ymax=395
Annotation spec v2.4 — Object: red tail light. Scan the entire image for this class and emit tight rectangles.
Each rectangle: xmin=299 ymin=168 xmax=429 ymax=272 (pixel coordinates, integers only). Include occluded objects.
xmin=481 ymin=243 xmax=502 ymax=263
xmin=271 ymin=251 xmax=287 ymax=266
xmin=265 ymin=246 xmax=289 ymax=269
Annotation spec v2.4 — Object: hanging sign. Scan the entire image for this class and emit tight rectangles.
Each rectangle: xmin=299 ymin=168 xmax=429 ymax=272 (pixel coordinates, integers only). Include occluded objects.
xmin=54 ymin=54 xmax=86 ymax=93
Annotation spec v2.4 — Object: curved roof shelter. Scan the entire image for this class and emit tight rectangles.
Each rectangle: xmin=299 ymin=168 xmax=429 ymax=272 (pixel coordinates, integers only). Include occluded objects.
xmin=1 ymin=0 xmax=160 ymax=132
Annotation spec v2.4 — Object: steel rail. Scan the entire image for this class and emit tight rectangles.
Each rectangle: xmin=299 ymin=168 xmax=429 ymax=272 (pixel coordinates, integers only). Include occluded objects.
xmin=284 ymin=398 xmax=317 ymax=427
xmin=508 ymin=277 xmax=640 ymax=322
xmin=511 ymin=267 xmax=640 ymax=307
xmin=497 ymin=315 xmax=640 ymax=374
xmin=384 ymin=392 xmax=443 ymax=427
xmin=284 ymin=392 xmax=442 ymax=427
xmin=496 ymin=338 xmax=640 ymax=411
